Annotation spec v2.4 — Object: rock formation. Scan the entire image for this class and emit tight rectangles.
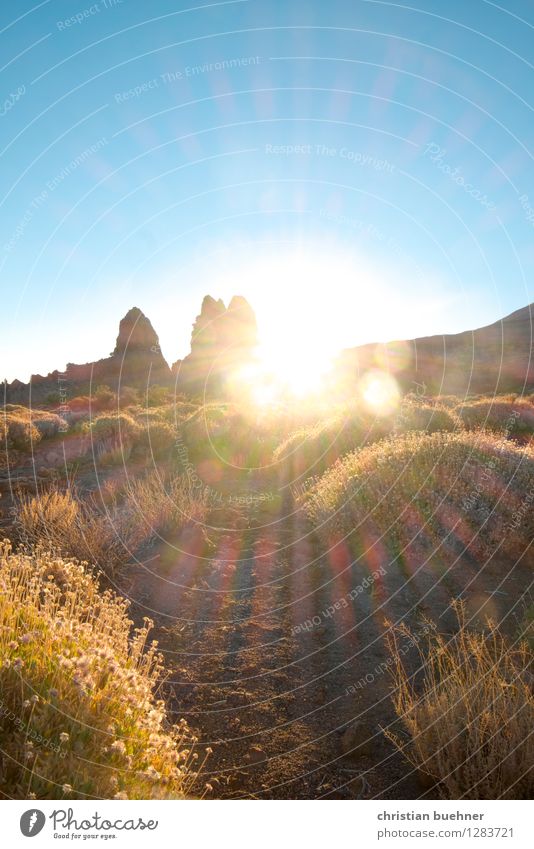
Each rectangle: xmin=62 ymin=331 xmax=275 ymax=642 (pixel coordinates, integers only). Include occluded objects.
xmin=173 ymin=295 xmax=258 ymax=397
xmin=336 ymin=302 xmax=534 ymax=396
xmin=3 ymin=307 xmax=172 ymax=405
xmin=4 ymin=296 xmax=534 ymax=407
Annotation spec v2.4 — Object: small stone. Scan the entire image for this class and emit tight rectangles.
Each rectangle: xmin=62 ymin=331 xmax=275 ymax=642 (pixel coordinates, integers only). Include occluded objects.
xmin=244 ymin=746 xmax=266 ymax=765
xmin=340 ymin=721 xmax=374 ymax=759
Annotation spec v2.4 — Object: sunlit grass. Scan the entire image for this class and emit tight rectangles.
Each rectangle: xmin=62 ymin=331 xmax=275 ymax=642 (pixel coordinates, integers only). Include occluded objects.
xmin=0 ymin=541 xmax=199 ymax=799
xmin=384 ymin=604 xmax=534 ymax=799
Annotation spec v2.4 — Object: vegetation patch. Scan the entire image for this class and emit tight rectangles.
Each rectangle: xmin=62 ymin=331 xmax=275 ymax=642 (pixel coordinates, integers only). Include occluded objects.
xmin=299 ymin=430 xmax=534 ymax=560
xmin=0 ymin=541 xmax=198 ymax=799
xmin=384 ymin=606 xmax=533 ymax=799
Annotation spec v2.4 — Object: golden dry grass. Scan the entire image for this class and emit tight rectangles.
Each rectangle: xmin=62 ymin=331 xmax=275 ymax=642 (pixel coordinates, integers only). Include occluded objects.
xmin=0 ymin=540 xmax=200 ymax=799
xmin=384 ymin=606 xmax=534 ymax=799
xmin=14 ymin=489 xmax=144 ymax=579
xmin=14 ymin=473 xmax=208 ymax=578
xmin=123 ymin=470 xmax=209 ymax=533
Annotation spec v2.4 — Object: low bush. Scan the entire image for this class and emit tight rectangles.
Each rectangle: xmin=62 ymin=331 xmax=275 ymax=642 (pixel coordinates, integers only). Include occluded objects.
xmin=299 ymin=430 xmax=534 ymax=560
xmin=84 ymin=412 xmax=140 ymax=442
xmin=0 ymin=540 xmax=198 ymax=799
xmin=456 ymin=399 xmax=534 ymax=439
xmin=93 ymin=384 xmax=116 ymax=407
xmin=119 ymin=385 xmax=140 ymax=406
xmin=146 ymin=385 xmax=170 ymax=407
xmin=133 ymin=420 xmax=177 ymax=460
xmin=181 ymin=403 xmax=274 ymax=472
xmin=395 ymin=401 xmax=461 ymax=435
xmin=3 ymin=416 xmax=42 ymax=451
xmin=33 ymin=414 xmax=68 ymax=439
xmin=274 ymin=399 xmax=460 ymax=484
xmin=2 ymin=407 xmax=68 ymax=450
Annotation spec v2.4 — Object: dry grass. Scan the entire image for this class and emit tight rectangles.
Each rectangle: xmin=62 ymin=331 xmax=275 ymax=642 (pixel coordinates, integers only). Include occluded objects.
xmin=124 ymin=470 xmax=209 ymax=533
xmin=14 ymin=471 xmax=209 ymax=578
xmin=384 ymin=606 xmax=534 ymax=799
xmin=299 ymin=430 xmax=534 ymax=560
xmin=0 ymin=540 xmax=199 ymax=799
xmin=14 ymin=489 xmax=144 ymax=579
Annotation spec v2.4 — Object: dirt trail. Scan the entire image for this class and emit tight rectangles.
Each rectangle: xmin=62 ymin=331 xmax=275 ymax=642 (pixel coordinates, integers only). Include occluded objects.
xmin=121 ymin=474 xmax=533 ymax=799
xmin=120 ymin=490 xmax=448 ymax=799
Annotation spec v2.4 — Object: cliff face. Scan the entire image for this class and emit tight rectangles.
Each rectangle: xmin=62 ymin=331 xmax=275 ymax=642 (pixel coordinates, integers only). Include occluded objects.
xmin=173 ymin=295 xmax=258 ymax=397
xmin=337 ymin=303 xmax=534 ymax=396
xmin=4 ymin=307 xmax=172 ymax=405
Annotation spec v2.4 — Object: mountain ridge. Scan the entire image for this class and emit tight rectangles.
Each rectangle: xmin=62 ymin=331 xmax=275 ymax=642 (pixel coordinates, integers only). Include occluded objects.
xmin=337 ymin=302 xmax=534 ymax=396
xmin=3 ymin=299 xmax=534 ymax=404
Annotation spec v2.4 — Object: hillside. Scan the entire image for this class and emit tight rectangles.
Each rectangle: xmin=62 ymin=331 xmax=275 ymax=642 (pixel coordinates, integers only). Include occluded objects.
xmin=337 ymin=303 xmax=534 ymax=396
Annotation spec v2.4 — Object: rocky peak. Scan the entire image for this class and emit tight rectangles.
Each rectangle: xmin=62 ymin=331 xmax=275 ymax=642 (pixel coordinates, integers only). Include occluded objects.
xmin=175 ymin=294 xmax=258 ymax=396
xmin=191 ymin=296 xmax=226 ymax=351
xmin=113 ymin=307 xmax=160 ymax=356
xmin=222 ymin=296 xmax=258 ymax=348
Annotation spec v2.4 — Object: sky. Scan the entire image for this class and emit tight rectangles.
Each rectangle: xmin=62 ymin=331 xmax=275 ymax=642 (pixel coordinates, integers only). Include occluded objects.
xmin=1 ymin=0 xmax=533 ymax=381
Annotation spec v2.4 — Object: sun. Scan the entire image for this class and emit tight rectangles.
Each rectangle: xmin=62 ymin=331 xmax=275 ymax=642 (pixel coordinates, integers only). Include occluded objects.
xmin=255 ymin=338 xmax=333 ymax=398
xmin=202 ymin=239 xmax=424 ymax=405
xmin=235 ymin=247 xmax=361 ymax=400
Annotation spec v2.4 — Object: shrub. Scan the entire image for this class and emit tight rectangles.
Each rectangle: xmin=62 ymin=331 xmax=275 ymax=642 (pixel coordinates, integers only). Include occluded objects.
xmin=67 ymin=395 xmax=91 ymax=412
xmin=146 ymin=385 xmax=170 ymax=407
xmin=384 ymin=606 xmax=534 ymax=799
xmin=94 ymin=384 xmax=115 ymax=405
xmin=274 ymin=400 xmax=461 ymax=485
xmin=456 ymin=399 xmax=534 ymax=439
xmin=33 ymin=414 xmax=68 ymax=439
xmin=299 ymin=431 xmax=534 ymax=560
xmin=180 ymin=403 xmax=273 ymax=472
xmin=395 ymin=402 xmax=461 ymax=435
xmin=84 ymin=413 xmax=140 ymax=442
xmin=119 ymin=385 xmax=140 ymax=406
xmin=162 ymin=401 xmax=199 ymax=424
xmin=14 ymin=488 xmax=145 ymax=579
xmin=0 ymin=540 xmax=198 ymax=799
xmin=2 ymin=407 xmax=67 ymax=449
xmin=274 ymin=410 xmax=390 ymax=482
xmin=4 ymin=416 xmax=42 ymax=451
xmin=44 ymin=391 xmax=60 ymax=406
xmin=134 ymin=420 xmax=177 ymax=460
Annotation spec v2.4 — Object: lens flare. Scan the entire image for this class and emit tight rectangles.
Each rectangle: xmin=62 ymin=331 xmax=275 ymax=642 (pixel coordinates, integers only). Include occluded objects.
xmin=359 ymin=369 xmax=400 ymax=416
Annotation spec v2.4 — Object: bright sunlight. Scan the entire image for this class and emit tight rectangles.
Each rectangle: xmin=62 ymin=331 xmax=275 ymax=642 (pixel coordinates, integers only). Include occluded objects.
xmin=181 ymin=239 xmax=450 ymax=405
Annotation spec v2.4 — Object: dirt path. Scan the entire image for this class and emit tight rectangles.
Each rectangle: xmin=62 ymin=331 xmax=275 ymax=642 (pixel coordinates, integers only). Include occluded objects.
xmin=119 ymin=490 xmax=448 ymax=799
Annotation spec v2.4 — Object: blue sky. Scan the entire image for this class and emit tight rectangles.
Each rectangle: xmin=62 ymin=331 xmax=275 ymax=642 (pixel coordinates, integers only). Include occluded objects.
xmin=1 ymin=0 xmax=533 ymax=381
